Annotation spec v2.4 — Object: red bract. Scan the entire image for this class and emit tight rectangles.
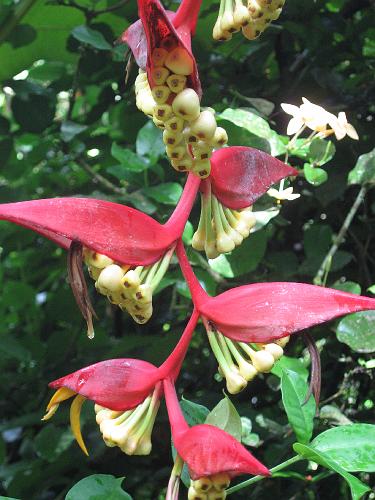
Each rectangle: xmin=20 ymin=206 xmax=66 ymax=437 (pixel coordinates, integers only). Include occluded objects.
xmin=209 ymin=146 xmax=298 ymax=210
xmin=0 ymin=173 xmax=200 ymax=267
xmin=163 ymin=378 xmax=270 ymax=479
xmin=123 ymin=0 xmax=201 ymax=95
xmin=50 ymin=359 xmax=159 ymax=411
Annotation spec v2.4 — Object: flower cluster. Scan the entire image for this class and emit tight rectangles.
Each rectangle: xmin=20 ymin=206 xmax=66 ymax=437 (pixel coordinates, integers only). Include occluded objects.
xmin=1 ymin=0 xmax=373 ymax=498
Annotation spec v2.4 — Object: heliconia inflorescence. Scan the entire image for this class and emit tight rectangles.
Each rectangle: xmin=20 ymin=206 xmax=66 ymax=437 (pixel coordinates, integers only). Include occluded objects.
xmin=1 ymin=0 xmax=374 ymax=498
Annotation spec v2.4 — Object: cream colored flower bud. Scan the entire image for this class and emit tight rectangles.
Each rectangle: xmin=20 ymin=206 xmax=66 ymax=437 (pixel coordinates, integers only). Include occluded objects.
xmin=233 ymin=2 xmax=251 ymax=27
xmin=193 ymin=159 xmax=211 ymax=178
xmin=251 ymin=350 xmax=275 ymax=372
xmin=269 ymin=7 xmax=282 ymax=20
xmin=208 ymin=491 xmax=226 ymax=500
xmin=264 ymin=343 xmax=284 ymax=361
xmin=171 ymin=156 xmax=193 ymax=172
xmin=88 ymin=266 xmax=101 ymax=280
xmin=238 ymin=359 xmax=258 ymax=381
xmin=163 ymin=129 xmax=182 ymax=146
xmin=151 ymin=47 xmax=168 ymax=67
xmin=190 ymin=110 xmax=217 ymax=141
xmin=216 ymin=232 xmax=235 ymax=254
xmin=165 ymin=116 xmax=185 ymax=134
xmin=211 ymin=473 xmax=230 ymax=491
xmin=166 ymin=73 xmax=187 ymax=93
xmin=239 ymin=209 xmax=256 ymax=227
xmin=226 ymin=227 xmax=243 ymax=246
xmin=233 ymin=222 xmax=251 ymax=238
xmin=205 ymin=240 xmax=220 ymax=260
xmin=137 ymin=92 xmax=156 ymax=115
xmin=192 ymin=142 xmax=213 ymax=160
xmin=192 ymin=229 xmax=206 ymax=251
xmin=184 ymin=127 xmax=199 ymax=143
xmin=153 ymin=104 xmax=172 ymax=121
xmin=210 ymin=127 xmax=228 ymax=147
xmin=86 ymin=251 xmax=114 ymax=268
xmin=134 ymin=284 xmax=152 ymax=304
xmin=122 ymin=269 xmax=141 ymax=289
xmin=220 ymin=11 xmax=236 ymax=33
xmin=152 ymin=85 xmax=171 ymax=104
xmin=226 ymin=370 xmax=247 ymax=394
xmin=165 ymin=46 xmax=194 ymax=75
xmin=134 ymin=434 xmax=152 ymax=455
xmin=172 ymin=88 xmax=200 ymax=121
xmin=166 ymin=145 xmax=186 ymax=161
xmin=242 ymin=23 xmax=259 ymax=40
xmin=213 ymin=21 xmax=233 ymax=41
xmin=188 ymin=486 xmax=206 ymax=500
xmin=150 ymin=66 xmax=169 ymax=85
xmin=193 ymin=477 xmax=213 ymax=493
xmin=97 ymin=264 xmax=124 ymax=292
xmin=275 ymin=335 xmax=290 ymax=348
xmin=152 ymin=115 xmax=166 ymax=129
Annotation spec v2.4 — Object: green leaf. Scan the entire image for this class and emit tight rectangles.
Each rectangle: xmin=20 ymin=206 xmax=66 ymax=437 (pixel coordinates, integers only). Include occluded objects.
xmin=368 ymin=284 xmax=375 ymax=294
xmin=71 ymin=25 xmax=112 ymax=51
xmin=111 ymin=143 xmax=148 ymax=172
xmin=60 ymin=121 xmax=87 ymax=142
xmin=304 ymin=163 xmax=328 ymax=186
xmin=218 ymin=108 xmax=285 ymax=156
xmin=182 ymin=221 xmax=194 ymax=245
xmin=180 ymin=398 xmax=210 ymax=426
xmin=208 ymin=230 xmax=267 ymax=278
xmin=319 ymin=405 xmax=352 ymax=426
xmin=336 ymin=311 xmax=375 ymax=353
xmin=143 ymin=182 xmax=183 ymax=205
xmin=34 ymin=425 xmax=74 ymax=462
xmin=309 ymin=138 xmax=335 ymax=166
xmin=136 ymin=122 xmax=165 ymax=163
xmin=332 ymin=281 xmax=361 ymax=295
xmin=65 ymin=475 xmax=132 ymax=500
xmin=281 ymin=369 xmax=315 ymax=444
xmin=293 ymin=443 xmax=371 ymax=500
xmin=310 ymin=424 xmax=375 ymax=472
xmin=348 ymin=147 xmax=375 ymax=185
xmin=205 ymin=395 xmax=242 ymax=441
xmin=241 ymin=417 xmax=260 ymax=447
xmin=272 ymin=356 xmax=309 ymax=380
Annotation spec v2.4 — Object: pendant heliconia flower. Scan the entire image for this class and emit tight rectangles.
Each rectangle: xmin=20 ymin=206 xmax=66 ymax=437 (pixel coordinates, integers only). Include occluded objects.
xmin=0 ymin=173 xmax=200 ymax=334
xmin=192 ymin=146 xmax=298 ymax=258
xmin=163 ymin=377 xmax=270 ymax=498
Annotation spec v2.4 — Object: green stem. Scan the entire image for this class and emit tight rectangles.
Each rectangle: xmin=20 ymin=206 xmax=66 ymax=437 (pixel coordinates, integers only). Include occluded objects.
xmin=226 ymin=455 xmax=303 ymax=495
xmin=313 ymin=185 xmax=367 ymax=285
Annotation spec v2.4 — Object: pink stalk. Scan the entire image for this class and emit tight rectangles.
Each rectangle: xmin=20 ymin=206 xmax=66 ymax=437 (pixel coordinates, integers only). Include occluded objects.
xmin=163 ymin=377 xmax=189 ymax=439
xmin=164 ymin=173 xmax=201 ymax=235
xmin=176 ymin=239 xmax=208 ymax=307
xmin=173 ymin=0 xmax=203 ymax=36
xmin=158 ymin=308 xmax=200 ymax=379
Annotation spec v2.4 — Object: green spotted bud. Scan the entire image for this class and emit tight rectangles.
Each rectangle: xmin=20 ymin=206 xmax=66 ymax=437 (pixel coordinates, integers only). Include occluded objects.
xmin=165 ymin=46 xmax=194 ymax=75
xmin=171 ymin=155 xmax=193 ymax=172
xmin=190 ymin=110 xmax=217 ymax=141
xmin=188 ymin=486 xmax=207 ymax=500
xmin=166 ymin=145 xmax=187 ymax=161
xmin=165 ymin=116 xmax=184 ymax=134
xmin=122 ymin=269 xmax=141 ymax=289
xmin=211 ymin=473 xmax=230 ymax=492
xmin=163 ymin=129 xmax=182 ymax=147
xmin=192 ymin=141 xmax=213 ymax=160
xmin=153 ymin=104 xmax=173 ymax=121
xmin=207 ymin=491 xmax=226 ymax=500
xmin=88 ymin=266 xmax=101 ymax=280
xmin=193 ymin=159 xmax=211 ymax=178
xmin=134 ymin=284 xmax=152 ymax=304
xmin=193 ymin=477 xmax=213 ymax=493
xmin=150 ymin=66 xmax=169 ymax=85
xmin=242 ymin=22 xmax=260 ymax=40
xmin=152 ymin=115 xmax=166 ymax=129
xmin=85 ymin=250 xmax=114 ymax=268
xmin=151 ymin=47 xmax=168 ymax=67
xmin=166 ymin=73 xmax=187 ymax=93
xmin=172 ymin=88 xmax=200 ymax=121
xmin=97 ymin=264 xmax=124 ymax=292
xmin=210 ymin=127 xmax=228 ymax=148
xmin=151 ymin=85 xmax=171 ymax=104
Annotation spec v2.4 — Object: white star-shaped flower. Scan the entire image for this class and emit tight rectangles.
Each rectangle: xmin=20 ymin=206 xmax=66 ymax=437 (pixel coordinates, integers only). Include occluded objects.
xmin=327 ymin=112 xmax=359 ymax=141
xmin=267 ymin=186 xmax=300 ymax=201
xmin=281 ymin=98 xmax=335 ymax=135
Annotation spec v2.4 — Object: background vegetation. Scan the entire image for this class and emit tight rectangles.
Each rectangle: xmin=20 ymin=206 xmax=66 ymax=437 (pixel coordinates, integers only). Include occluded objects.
xmin=0 ymin=0 xmax=374 ymax=498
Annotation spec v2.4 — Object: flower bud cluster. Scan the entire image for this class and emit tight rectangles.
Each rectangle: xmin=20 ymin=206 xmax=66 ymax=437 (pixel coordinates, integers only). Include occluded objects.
xmin=213 ymin=0 xmax=285 ymax=42
xmin=95 ymin=387 xmax=160 ymax=456
xmin=83 ymin=246 xmax=174 ymax=324
xmin=188 ymin=473 xmax=230 ymax=500
xmin=192 ymin=189 xmax=256 ymax=259
xmin=207 ymin=327 xmax=290 ymax=394
xmin=134 ymin=43 xmax=228 ymax=178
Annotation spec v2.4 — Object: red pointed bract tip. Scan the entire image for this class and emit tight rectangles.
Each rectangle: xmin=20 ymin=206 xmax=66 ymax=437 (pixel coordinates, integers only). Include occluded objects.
xmin=210 ymin=146 xmax=298 ymax=210
xmin=0 ymin=198 xmax=174 ymax=266
xmin=177 ymin=424 xmax=270 ymax=480
xmin=199 ymin=282 xmax=375 ymax=343
xmin=49 ymin=359 xmax=160 ymax=411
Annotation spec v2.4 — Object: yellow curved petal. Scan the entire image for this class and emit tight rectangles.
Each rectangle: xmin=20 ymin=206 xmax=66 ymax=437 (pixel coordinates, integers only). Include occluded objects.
xmin=46 ymin=387 xmax=76 ymax=411
xmin=70 ymin=394 xmax=89 ymax=456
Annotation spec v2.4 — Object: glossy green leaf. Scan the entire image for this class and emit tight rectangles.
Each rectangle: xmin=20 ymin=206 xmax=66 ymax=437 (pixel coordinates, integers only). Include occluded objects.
xmin=71 ymin=25 xmax=112 ymax=50
xmin=111 ymin=143 xmax=148 ymax=172
xmin=66 ymin=475 xmax=132 ymax=500
xmin=180 ymin=398 xmax=210 ymax=427
xmin=144 ymin=182 xmax=183 ymax=205
xmin=136 ymin=122 xmax=165 ymax=163
xmin=348 ymin=147 xmax=375 ymax=185
xmin=281 ymin=368 xmax=315 ymax=444
xmin=304 ymin=163 xmax=328 ymax=186
xmin=309 ymin=138 xmax=335 ymax=166
xmin=293 ymin=443 xmax=371 ymax=500
xmin=311 ymin=424 xmax=375 ymax=472
xmin=336 ymin=311 xmax=375 ymax=353
xmin=333 ymin=281 xmax=361 ymax=295
xmin=205 ymin=395 xmax=242 ymax=441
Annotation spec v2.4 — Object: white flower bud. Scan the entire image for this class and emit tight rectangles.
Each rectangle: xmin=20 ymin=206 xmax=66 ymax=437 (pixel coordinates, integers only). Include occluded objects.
xmin=172 ymin=88 xmax=200 ymax=121
xmin=86 ymin=251 xmax=114 ymax=268
xmin=221 ymin=11 xmax=236 ymax=33
xmin=208 ymin=491 xmax=227 ymax=500
xmin=97 ymin=264 xmax=124 ymax=292
xmin=165 ymin=46 xmax=194 ymax=75
xmin=238 ymin=359 xmax=258 ymax=381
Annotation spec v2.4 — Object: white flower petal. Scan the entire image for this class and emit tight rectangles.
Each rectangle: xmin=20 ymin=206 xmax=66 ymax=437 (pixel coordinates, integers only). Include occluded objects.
xmin=281 ymin=103 xmax=300 ymax=117
xmin=286 ymin=116 xmax=304 ymax=135
xmin=346 ymin=123 xmax=359 ymax=140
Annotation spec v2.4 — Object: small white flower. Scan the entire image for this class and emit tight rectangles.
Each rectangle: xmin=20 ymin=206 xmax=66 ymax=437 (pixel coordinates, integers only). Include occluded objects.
xmin=327 ymin=112 xmax=359 ymax=141
xmin=281 ymin=98 xmax=335 ymax=135
xmin=267 ymin=186 xmax=300 ymax=201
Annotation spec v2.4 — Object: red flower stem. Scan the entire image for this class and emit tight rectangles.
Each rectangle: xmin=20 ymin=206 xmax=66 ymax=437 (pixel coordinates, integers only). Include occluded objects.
xmin=164 ymin=173 xmax=200 ymax=236
xmin=176 ymin=239 xmax=208 ymax=306
xmin=158 ymin=308 xmax=200 ymax=380
xmin=173 ymin=0 xmax=203 ymax=34
xmin=163 ymin=377 xmax=189 ymax=438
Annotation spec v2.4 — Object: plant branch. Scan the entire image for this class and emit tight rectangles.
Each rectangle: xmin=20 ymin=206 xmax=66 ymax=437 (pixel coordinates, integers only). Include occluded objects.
xmin=76 ymin=158 xmax=127 ymax=196
xmin=313 ymin=185 xmax=368 ymax=285
xmin=226 ymin=455 xmax=303 ymax=495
